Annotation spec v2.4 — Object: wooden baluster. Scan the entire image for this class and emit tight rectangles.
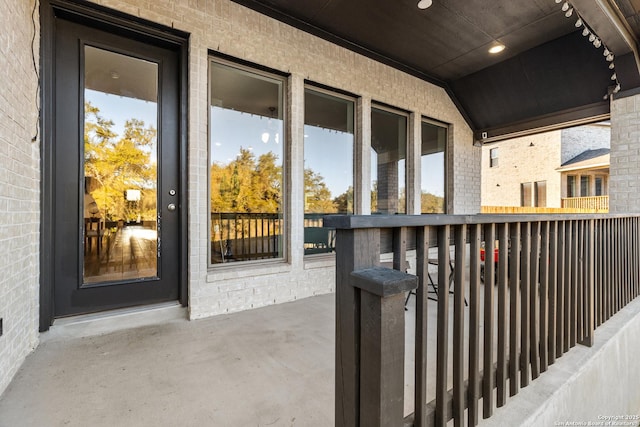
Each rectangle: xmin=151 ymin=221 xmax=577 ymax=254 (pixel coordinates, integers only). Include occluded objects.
xmin=453 ymin=225 xmax=466 ymax=427
xmin=530 ymin=221 xmax=541 ymax=380
xmin=435 ymin=225 xmax=451 ymax=427
xmin=496 ymin=223 xmax=508 ymax=407
xmin=548 ymin=221 xmax=558 ymax=365
xmin=520 ymin=222 xmax=531 ymax=387
xmin=483 ymin=223 xmax=495 ymax=417
xmin=468 ymin=224 xmax=482 ymax=427
xmin=414 ymin=226 xmax=429 ymax=427
xmin=539 ymin=221 xmax=550 ymax=372
xmin=509 ymin=222 xmax=521 ymax=396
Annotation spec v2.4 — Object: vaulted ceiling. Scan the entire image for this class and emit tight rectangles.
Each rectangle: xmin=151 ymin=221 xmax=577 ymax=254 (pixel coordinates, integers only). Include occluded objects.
xmin=231 ymin=0 xmax=640 ymax=141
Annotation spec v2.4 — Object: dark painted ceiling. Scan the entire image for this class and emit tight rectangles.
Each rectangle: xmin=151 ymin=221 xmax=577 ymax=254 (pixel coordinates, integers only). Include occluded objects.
xmin=231 ymin=0 xmax=640 ymax=141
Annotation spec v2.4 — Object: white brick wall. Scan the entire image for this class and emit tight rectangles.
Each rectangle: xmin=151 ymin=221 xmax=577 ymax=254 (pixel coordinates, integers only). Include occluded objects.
xmin=0 ymin=0 xmax=40 ymax=397
xmin=610 ymin=94 xmax=640 ymax=213
xmin=560 ymin=124 xmax=611 ymax=164
xmin=85 ymin=0 xmax=478 ymax=319
xmin=481 ymin=132 xmax=563 ymax=208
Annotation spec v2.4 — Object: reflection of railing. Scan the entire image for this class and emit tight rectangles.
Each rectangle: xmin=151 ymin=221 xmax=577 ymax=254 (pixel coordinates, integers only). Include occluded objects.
xmin=211 ymin=212 xmax=283 ymax=263
xmin=304 ymin=213 xmax=336 ymax=255
xmin=210 ymin=212 xmax=342 ymax=262
xmin=327 ymin=213 xmax=640 ymax=426
xmin=562 ymin=196 xmax=609 ymax=212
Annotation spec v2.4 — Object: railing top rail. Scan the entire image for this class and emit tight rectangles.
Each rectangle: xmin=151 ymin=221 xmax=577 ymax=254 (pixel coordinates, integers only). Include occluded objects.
xmin=323 ymin=213 xmax=640 ymax=229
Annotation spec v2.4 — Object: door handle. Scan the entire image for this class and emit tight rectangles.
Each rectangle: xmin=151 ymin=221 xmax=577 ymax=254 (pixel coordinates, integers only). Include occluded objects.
xmin=167 ymin=203 xmax=176 ymax=211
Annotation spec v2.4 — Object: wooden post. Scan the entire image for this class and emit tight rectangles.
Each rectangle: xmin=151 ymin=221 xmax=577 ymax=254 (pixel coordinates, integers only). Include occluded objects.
xmin=350 ymin=267 xmax=418 ymax=427
xmin=335 ymin=228 xmax=380 ymax=427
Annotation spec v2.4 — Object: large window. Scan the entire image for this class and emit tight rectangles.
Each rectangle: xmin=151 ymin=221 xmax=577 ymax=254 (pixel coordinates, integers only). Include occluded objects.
xmin=303 ymin=88 xmax=354 ymax=255
xmin=209 ymin=60 xmax=285 ymax=264
xmin=421 ymin=119 xmax=447 ymax=213
xmin=371 ymin=106 xmax=407 ymax=214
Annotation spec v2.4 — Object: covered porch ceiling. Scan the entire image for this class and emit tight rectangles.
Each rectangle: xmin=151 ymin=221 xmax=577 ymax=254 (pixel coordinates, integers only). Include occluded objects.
xmin=231 ymin=0 xmax=640 ymax=142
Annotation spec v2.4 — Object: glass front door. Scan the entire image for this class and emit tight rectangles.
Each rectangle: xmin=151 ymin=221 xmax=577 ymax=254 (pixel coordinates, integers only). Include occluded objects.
xmin=52 ymin=18 xmax=181 ymax=316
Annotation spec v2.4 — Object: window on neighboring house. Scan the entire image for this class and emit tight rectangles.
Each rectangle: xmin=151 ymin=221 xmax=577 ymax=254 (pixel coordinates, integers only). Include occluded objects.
xmin=595 ymin=176 xmax=606 ymax=196
xmin=421 ymin=119 xmax=447 ymax=213
xmin=580 ymin=175 xmax=590 ymax=197
xmin=371 ymin=106 xmax=407 ymax=214
xmin=521 ymin=182 xmax=532 ymax=207
xmin=490 ymin=148 xmax=499 ymax=167
xmin=567 ymin=175 xmax=577 ymax=198
xmin=209 ymin=59 xmax=286 ymax=265
xmin=303 ymin=87 xmax=354 ymax=255
xmin=534 ymin=181 xmax=547 ymax=207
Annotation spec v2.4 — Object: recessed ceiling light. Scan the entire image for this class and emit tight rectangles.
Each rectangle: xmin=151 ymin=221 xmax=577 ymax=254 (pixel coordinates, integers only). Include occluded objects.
xmin=417 ymin=0 xmax=432 ymax=10
xmin=488 ymin=44 xmax=505 ymax=54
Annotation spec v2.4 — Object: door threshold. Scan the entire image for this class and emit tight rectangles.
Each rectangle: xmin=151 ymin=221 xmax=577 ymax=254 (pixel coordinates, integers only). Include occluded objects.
xmin=43 ymin=302 xmax=187 ymax=342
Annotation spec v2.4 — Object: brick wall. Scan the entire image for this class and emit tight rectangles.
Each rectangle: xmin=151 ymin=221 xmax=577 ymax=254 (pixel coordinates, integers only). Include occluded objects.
xmin=560 ymin=123 xmax=611 ymax=164
xmin=0 ymin=0 xmax=40 ymax=397
xmin=481 ymin=132 xmax=563 ymax=208
xmin=85 ymin=0 xmax=478 ymax=319
xmin=610 ymin=94 xmax=640 ymax=213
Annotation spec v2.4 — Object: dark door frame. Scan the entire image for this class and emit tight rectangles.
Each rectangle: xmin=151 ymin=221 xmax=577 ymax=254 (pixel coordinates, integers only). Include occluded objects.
xmin=40 ymin=0 xmax=189 ymax=331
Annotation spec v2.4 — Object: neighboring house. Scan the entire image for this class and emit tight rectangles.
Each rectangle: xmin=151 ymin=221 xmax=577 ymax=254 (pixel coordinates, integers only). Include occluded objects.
xmin=558 ymin=148 xmax=610 ymax=210
xmin=481 ymin=123 xmax=610 ymax=210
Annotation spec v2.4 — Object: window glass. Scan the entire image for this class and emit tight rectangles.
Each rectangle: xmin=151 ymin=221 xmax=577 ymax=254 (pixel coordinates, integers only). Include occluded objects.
xmin=490 ymin=148 xmax=499 ymax=167
xmin=421 ymin=120 xmax=446 ymax=213
xmin=371 ymin=107 xmax=407 ymax=214
xmin=535 ymin=181 xmax=547 ymax=207
xmin=567 ymin=175 xmax=576 ymax=198
xmin=580 ymin=176 xmax=590 ymax=197
xmin=303 ymin=88 xmax=354 ymax=255
xmin=209 ymin=61 xmax=285 ymax=264
xmin=595 ymin=176 xmax=604 ymax=196
xmin=521 ymin=182 xmax=532 ymax=207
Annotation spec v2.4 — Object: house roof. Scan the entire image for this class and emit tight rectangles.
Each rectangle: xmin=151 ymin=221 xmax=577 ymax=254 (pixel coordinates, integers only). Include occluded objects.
xmin=231 ymin=0 xmax=640 ymax=140
xmin=557 ymin=148 xmax=611 ymax=172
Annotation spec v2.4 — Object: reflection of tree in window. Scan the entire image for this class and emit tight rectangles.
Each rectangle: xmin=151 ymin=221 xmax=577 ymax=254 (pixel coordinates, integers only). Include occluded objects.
xmin=421 ymin=120 xmax=446 ymax=213
xmin=84 ymin=102 xmax=157 ymax=224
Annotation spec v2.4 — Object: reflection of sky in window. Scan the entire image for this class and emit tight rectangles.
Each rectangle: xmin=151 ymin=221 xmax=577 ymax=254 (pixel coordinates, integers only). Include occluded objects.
xmin=84 ymin=89 xmax=158 ymax=160
xmin=421 ymin=152 xmax=444 ymax=197
xmin=210 ymin=107 xmax=282 ymax=166
xmin=304 ymin=125 xmax=353 ymax=197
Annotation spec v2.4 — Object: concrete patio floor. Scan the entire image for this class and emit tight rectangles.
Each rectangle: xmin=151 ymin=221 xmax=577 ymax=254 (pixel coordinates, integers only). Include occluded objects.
xmin=0 ymin=295 xmax=335 ymax=427
xmin=4 ymin=278 xmax=635 ymax=427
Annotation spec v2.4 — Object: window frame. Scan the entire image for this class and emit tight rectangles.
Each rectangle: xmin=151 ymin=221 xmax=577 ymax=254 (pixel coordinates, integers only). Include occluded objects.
xmin=207 ymin=56 xmax=289 ymax=268
xmin=370 ymin=102 xmax=410 ymax=215
xmin=420 ymin=116 xmax=449 ymax=214
xmin=303 ymin=84 xmax=357 ymax=257
xmin=521 ymin=182 xmax=533 ymax=207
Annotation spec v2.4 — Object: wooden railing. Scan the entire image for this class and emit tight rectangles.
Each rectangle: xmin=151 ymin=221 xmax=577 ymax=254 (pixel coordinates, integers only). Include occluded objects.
xmin=561 ymin=195 xmax=609 ymax=212
xmin=481 ymin=205 xmax=606 ymax=214
xmin=325 ymin=213 xmax=640 ymax=427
